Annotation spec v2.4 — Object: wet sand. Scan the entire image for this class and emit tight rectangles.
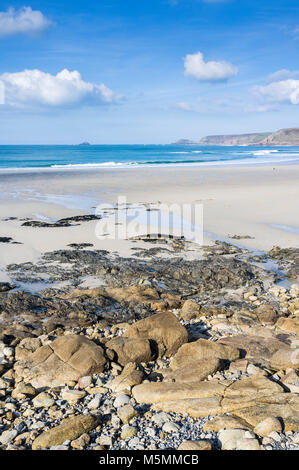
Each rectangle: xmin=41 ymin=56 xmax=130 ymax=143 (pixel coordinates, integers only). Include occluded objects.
xmin=0 ymin=163 xmax=298 ymax=279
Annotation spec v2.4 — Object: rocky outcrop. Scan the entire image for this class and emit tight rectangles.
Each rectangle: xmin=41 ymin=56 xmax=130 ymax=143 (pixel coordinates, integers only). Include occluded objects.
xmin=22 ymin=214 xmax=101 ymax=228
xmin=132 ymin=375 xmax=299 ymax=431
xmin=1 ymin=239 xmax=299 ymax=451
xmin=123 ymin=311 xmax=188 ymax=357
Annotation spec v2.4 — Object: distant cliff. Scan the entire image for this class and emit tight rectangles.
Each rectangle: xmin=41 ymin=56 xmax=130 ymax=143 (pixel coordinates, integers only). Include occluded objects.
xmin=259 ymin=128 xmax=299 ymax=146
xmin=199 ymin=132 xmax=271 ymax=146
xmin=175 ymin=128 xmax=299 ymax=146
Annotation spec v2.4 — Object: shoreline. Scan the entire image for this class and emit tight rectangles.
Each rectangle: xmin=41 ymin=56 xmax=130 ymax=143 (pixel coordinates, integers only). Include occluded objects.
xmin=0 ymin=155 xmax=299 ymax=173
xmin=0 ymin=163 xmax=298 ymax=258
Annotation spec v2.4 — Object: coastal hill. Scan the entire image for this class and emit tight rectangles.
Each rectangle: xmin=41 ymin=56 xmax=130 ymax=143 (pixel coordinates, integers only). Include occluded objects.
xmin=173 ymin=128 xmax=299 ymax=146
xmin=199 ymin=132 xmax=271 ymax=146
xmin=259 ymin=128 xmax=299 ymax=146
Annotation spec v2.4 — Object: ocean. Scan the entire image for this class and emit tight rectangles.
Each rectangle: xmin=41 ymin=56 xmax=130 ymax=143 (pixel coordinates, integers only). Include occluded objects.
xmin=0 ymin=144 xmax=299 ymax=170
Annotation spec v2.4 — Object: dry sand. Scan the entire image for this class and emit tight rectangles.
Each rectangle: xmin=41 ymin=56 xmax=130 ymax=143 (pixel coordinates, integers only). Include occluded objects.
xmin=0 ymin=163 xmax=298 ymax=281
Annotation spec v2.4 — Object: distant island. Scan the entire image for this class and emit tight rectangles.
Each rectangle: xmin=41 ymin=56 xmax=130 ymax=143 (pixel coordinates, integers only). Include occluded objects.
xmin=78 ymin=141 xmax=91 ymax=146
xmin=172 ymin=127 xmax=299 ymax=146
xmin=171 ymin=139 xmax=197 ymax=145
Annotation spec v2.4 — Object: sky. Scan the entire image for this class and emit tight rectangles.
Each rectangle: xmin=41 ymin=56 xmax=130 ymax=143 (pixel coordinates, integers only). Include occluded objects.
xmin=0 ymin=0 xmax=299 ymax=144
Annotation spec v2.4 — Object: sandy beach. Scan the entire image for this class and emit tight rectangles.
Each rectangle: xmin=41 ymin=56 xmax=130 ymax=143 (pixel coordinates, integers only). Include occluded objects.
xmin=0 ymin=162 xmax=298 ymax=275
xmin=0 ymin=162 xmax=299 ymax=452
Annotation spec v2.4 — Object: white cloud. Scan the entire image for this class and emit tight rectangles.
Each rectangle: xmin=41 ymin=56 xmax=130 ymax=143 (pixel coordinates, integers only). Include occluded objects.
xmin=253 ymin=79 xmax=299 ymax=105
xmin=0 ymin=6 xmax=51 ymax=37
xmin=0 ymin=69 xmax=121 ymax=108
xmin=176 ymin=101 xmax=193 ymax=111
xmin=244 ymin=104 xmax=277 ymax=113
xmin=183 ymin=51 xmax=238 ymax=81
xmin=267 ymin=69 xmax=299 ymax=82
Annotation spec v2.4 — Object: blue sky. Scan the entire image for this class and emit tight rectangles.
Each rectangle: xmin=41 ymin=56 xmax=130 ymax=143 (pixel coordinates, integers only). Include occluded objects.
xmin=0 ymin=0 xmax=299 ymax=143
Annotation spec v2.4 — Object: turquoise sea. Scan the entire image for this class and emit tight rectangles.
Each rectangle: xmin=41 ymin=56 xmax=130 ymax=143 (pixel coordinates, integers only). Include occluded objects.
xmin=0 ymin=144 xmax=299 ymax=170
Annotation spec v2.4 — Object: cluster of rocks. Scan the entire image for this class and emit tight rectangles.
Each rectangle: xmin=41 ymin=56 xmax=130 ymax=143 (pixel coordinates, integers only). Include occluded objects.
xmin=0 ymin=237 xmax=21 ymax=245
xmin=21 ymin=214 xmax=102 ymax=228
xmin=0 ymin=240 xmax=298 ymax=451
xmin=268 ymin=246 xmax=299 ymax=283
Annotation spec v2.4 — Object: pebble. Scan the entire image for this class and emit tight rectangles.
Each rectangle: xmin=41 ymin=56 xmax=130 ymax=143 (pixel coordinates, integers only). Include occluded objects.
xmin=117 ymin=404 xmax=138 ymax=424
xmin=97 ymin=435 xmax=113 ymax=447
xmin=32 ymin=392 xmax=55 ymax=409
xmin=152 ymin=412 xmax=170 ymax=426
xmin=0 ymin=429 xmax=18 ymax=445
xmin=162 ymin=422 xmax=180 ymax=433
xmin=71 ymin=433 xmax=90 ymax=449
xmin=78 ymin=376 xmax=92 ymax=389
xmin=145 ymin=427 xmax=156 ymax=438
xmin=121 ymin=424 xmax=137 ymax=440
xmin=61 ymin=389 xmax=86 ymax=402
xmin=268 ymin=431 xmax=282 ymax=441
xmin=128 ymin=437 xmax=140 ymax=448
xmin=113 ymin=394 xmax=130 ymax=408
xmin=87 ymin=394 xmax=102 ymax=410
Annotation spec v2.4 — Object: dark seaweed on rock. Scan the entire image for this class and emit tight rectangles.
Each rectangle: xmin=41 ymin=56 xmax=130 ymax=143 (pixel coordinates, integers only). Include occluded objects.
xmin=0 ymin=282 xmax=15 ymax=292
xmin=0 ymin=237 xmax=13 ymax=243
xmin=21 ymin=214 xmax=102 ymax=228
xmin=0 ymin=245 xmax=258 ymax=343
xmin=8 ymin=248 xmax=255 ymax=295
xmin=268 ymin=246 xmax=299 ymax=282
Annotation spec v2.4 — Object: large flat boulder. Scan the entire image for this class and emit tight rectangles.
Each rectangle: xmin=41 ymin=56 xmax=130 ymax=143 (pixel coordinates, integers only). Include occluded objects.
xmin=203 ymin=414 xmax=252 ymax=432
xmin=224 ymin=375 xmax=282 ymax=399
xmin=14 ymin=335 xmax=107 ymax=388
xmin=133 ymin=374 xmax=299 ymax=431
xmin=218 ymin=334 xmax=298 ymax=370
xmin=233 ymin=393 xmax=299 ymax=432
xmin=153 ymin=396 xmax=223 ymax=417
xmin=123 ymin=311 xmax=188 ymax=357
xmin=161 ymin=357 xmax=221 ymax=383
xmin=133 ymin=381 xmax=226 ymax=404
xmin=133 ymin=375 xmax=281 ymax=407
xmin=152 ymin=391 xmax=299 ymax=431
xmin=171 ymin=339 xmax=240 ymax=370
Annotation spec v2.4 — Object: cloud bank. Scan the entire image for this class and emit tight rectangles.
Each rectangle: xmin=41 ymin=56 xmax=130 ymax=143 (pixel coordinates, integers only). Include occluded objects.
xmin=0 ymin=6 xmax=51 ymax=37
xmin=184 ymin=51 xmax=238 ymax=81
xmin=0 ymin=69 xmax=121 ymax=108
xmin=253 ymin=79 xmax=299 ymax=105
